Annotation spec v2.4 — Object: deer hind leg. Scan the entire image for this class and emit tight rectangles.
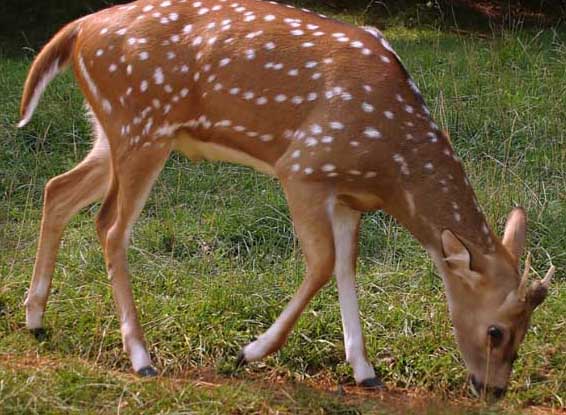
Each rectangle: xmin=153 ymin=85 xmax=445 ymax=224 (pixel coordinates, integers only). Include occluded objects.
xmin=25 ymin=131 xmax=110 ymax=334
xmin=330 ymin=203 xmax=381 ymax=388
xmin=239 ymin=180 xmax=335 ymax=364
xmin=95 ymin=141 xmax=172 ymax=376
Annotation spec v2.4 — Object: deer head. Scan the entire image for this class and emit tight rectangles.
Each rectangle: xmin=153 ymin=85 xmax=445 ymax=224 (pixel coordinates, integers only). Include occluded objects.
xmin=439 ymin=208 xmax=555 ymax=399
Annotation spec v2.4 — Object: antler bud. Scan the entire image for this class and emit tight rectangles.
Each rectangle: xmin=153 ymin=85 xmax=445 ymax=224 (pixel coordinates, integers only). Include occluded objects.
xmin=541 ymin=265 xmax=556 ymax=288
xmin=526 ymin=264 xmax=555 ymax=309
xmin=517 ymin=252 xmax=531 ymax=302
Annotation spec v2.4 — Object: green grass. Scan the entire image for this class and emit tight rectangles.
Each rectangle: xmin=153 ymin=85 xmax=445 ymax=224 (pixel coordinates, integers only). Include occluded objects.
xmin=1 ymin=10 xmax=565 ymax=415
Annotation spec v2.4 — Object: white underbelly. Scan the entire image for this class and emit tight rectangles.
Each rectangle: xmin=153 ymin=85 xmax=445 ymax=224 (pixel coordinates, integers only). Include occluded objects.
xmin=172 ymin=131 xmax=277 ymax=177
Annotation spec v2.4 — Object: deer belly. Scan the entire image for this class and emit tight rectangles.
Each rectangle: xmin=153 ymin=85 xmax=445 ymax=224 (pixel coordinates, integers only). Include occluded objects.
xmin=172 ymin=131 xmax=277 ymax=177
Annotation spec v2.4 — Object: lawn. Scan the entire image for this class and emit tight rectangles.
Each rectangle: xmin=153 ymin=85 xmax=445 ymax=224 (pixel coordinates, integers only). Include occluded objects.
xmin=0 ymin=4 xmax=565 ymax=414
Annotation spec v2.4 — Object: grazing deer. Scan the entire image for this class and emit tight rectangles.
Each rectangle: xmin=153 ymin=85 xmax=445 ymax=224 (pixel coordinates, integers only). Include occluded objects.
xmin=19 ymin=0 xmax=554 ymax=399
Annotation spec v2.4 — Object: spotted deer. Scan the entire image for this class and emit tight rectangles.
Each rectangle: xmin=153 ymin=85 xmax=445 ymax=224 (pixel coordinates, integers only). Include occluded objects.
xmin=19 ymin=0 xmax=555 ymax=399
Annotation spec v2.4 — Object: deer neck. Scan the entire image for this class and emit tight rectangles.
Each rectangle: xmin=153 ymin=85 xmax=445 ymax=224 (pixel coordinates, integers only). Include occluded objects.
xmin=383 ymin=150 xmax=499 ymax=270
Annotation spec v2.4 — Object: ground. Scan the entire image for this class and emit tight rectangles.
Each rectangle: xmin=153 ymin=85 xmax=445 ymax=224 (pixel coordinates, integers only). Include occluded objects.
xmin=0 ymin=5 xmax=565 ymax=415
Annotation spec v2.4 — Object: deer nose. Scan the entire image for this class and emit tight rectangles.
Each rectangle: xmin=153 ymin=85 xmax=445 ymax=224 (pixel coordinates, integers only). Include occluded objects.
xmin=469 ymin=375 xmax=507 ymax=400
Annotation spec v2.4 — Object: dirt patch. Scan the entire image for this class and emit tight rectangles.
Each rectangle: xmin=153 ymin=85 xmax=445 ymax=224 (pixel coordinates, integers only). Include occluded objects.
xmin=449 ymin=0 xmax=565 ymax=26
xmin=1 ymin=353 xmax=563 ymax=414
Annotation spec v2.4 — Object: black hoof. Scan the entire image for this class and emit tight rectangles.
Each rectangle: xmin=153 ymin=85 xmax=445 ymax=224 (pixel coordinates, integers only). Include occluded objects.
xmin=235 ymin=350 xmax=247 ymax=369
xmin=359 ymin=377 xmax=385 ymax=390
xmin=137 ymin=366 xmax=158 ymax=377
xmin=30 ymin=328 xmax=48 ymax=342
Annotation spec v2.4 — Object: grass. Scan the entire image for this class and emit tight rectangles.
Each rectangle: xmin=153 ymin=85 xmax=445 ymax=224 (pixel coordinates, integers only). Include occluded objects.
xmin=1 ymin=5 xmax=565 ymax=414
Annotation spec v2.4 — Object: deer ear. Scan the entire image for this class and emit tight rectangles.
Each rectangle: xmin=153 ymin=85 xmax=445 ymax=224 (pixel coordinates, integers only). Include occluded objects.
xmin=441 ymin=230 xmax=482 ymax=288
xmin=441 ymin=230 xmax=471 ymax=270
xmin=502 ymin=208 xmax=527 ymax=267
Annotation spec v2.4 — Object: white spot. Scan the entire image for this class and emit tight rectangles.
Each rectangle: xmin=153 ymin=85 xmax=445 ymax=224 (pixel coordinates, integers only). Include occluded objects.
xmin=216 ymin=120 xmax=232 ymax=127
xmin=96 ymin=49 xmax=104 ymax=57
xmin=153 ymin=67 xmax=164 ymax=84
xmin=310 ymin=124 xmax=322 ymax=135
xmin=404 ymin=105 xmax=414 ymax=113
xmin=288 ymin=69 xmax=299 ymax=76
xmin=245 ymin=49 xmax=256 ymax=60
xmin=351 ymin=41 xmax=364 ymax=48
xmin=193 ymin=36 xmax=203 ymax=46
xmin=100 ymin=28 xmax=109 ymax=35
xmin=291 ymin=163 xmax=301 ymax=172
xmin=364 ymin=127 xmax=382 ymax=139
xmin=291 ymin=96 xmax=304 ymax=105
xmin=243 ymin=91 xmax=254 ymax=100
xmin=393 ymin=154 xmax=410 ymax=175
xmin=305 ymin=137 xmax=318 ymax=147
xmin=264 ymin=41 xmax=276 ymax=50
xmin=302 ymin=42 xmax=315 ymax=48
xmin=291 ymin=150 xmax=301 ymax=158
xmin=311 ymin=72 xmax=322 ymax=80
xmin=330 ymin=121 xmax=344 ymax=130
xmin=140 ymin=80 xmax=148 ymax=92
xmin=321 ymin=136 xmax=334 ymax=143
xmin=183 ymin=24 xmax=193 ymax=33
xmin=362 ymin=102 xmax=374 ymax=113
xmin=291 ymin=29 xmax=304 ymax=36
xmin=256 ymin=97 xmax=268 ymax=105
xmin=102 ymin=99 xmax=112 ymax=114
xmin=424 ymin=162 xmax=434 ymax=171
xmin=322 ymin=164 xmax=336 ymax=172
xmin=161 ymin=0 xmax=172 ymax=6
xmin=380 ymin=55 xmax=391 ymax=63
xmin=116 ymin=28 xmax=128 ymax=36
xmin=307 ymin=92 xmax=318 ymax=101
xmin=229 ymin=87 xmax=241 ymax=95
xmin=264 ymin=14 xmax=276 ymax=21
xmin=275 ymin=94 xmax=287 ymax=102
xmin=362 ymin=48 xmax=372 ymax=56
xmin=219 ymin=57 xmax=231 ymax=67
xmin=304 ymin=167 xmax=314 ymax=175
xmin=384 ymin=111 xmax=394 ymax=119
xmin=198 ymin=7 xmax=210 ymax=15
xmin=139 ymin=52 xmax=149 ymax=61
xmin=108 ymin=64 xmax=117 ymax=72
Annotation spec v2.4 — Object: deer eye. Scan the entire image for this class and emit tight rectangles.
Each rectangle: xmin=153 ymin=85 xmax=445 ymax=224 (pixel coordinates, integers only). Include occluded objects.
xmin=487 ymin=325 xmax=504 ymax=347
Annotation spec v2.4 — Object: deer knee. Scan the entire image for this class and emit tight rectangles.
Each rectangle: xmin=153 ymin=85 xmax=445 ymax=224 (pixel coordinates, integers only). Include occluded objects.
xmin=306 ymin=250 xmax=335 ymax=290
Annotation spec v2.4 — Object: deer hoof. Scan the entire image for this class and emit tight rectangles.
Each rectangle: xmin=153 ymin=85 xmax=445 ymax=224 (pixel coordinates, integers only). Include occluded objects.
xmin=358 ymin=377 xmax=385 ymax=390
xmin=30 ymin=328 xmax=48 ymax=342
xmin=137 ymin=366 xmax=158 ymax=377
xmin=235 ymin=350 xmax=247 ymax=369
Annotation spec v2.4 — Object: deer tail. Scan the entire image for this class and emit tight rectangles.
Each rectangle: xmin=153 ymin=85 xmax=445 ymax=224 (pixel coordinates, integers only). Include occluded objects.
xmin=18 ymin=20 xmax=80 ymax=128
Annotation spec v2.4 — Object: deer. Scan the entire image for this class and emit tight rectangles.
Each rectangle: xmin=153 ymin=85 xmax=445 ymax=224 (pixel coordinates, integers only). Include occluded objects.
xmin=18 ymin=0 xmax=555 ymax=400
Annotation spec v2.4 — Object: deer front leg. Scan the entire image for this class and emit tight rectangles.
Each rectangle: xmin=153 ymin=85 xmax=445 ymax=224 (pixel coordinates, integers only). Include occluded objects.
xmin=330 ymin=203 xmax=381 ymax=388
xmin=25 ymin=138 xmax=110 ymax=336
xmin=238 ymin=180 xmax=335 ymax=364
xmin=96 ymin=143 xmax=171 ymax=376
